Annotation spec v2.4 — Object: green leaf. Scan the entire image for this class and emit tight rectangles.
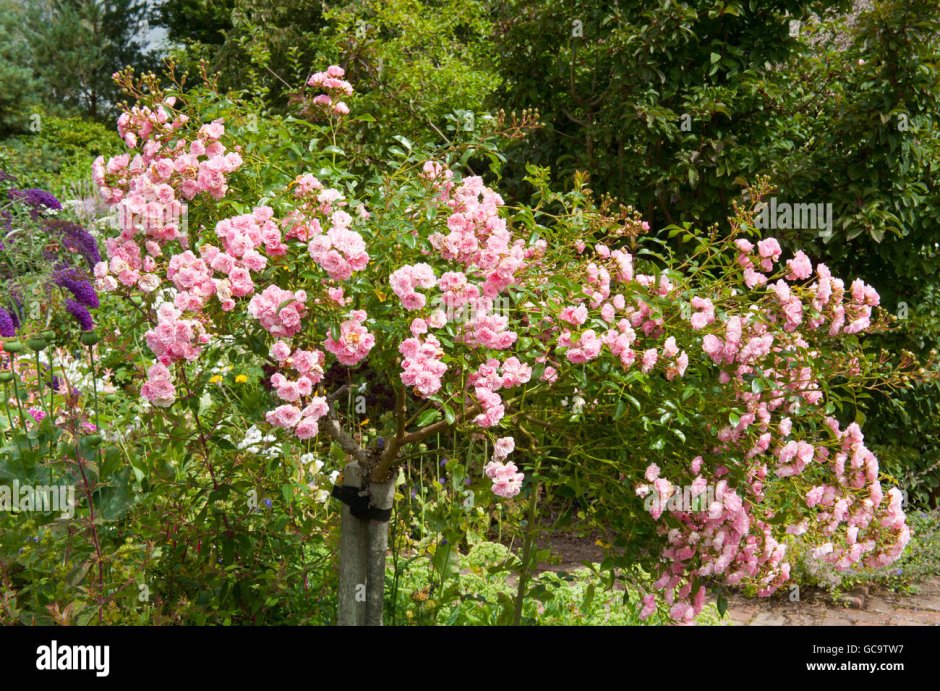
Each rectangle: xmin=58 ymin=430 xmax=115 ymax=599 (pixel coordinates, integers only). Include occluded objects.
xmin=443 ymin=405 xmax=456 ymax=425
xmin=613 ymin=399 xmax=627 ymax=421
xmin=416 ymin=409 xmax=442 ymax=428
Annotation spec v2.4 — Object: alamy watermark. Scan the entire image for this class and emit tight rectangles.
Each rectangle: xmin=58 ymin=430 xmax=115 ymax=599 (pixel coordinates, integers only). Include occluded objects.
xmin=755 ymin=197 xmax=833 ymax=239
xmin=0 ymin=480 xmax=75 ymax=519
xmin=36 ymin=641 xmax=109 ymax=677
xmin=643 ymin=483 xmax=721 ymax=514
xmin=107 ymin=203 xmax=189 ymax=238
xmin=429 ymin=294 xmax=512 ymax=324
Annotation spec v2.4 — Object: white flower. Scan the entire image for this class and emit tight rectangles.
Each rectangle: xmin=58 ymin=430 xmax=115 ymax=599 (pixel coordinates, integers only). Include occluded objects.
xmin=236 ymin=425 xmax=280 ymax=458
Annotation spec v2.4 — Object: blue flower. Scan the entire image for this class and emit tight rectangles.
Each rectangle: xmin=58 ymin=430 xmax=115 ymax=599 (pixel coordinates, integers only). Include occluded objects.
xmin=0 ymin=307 xmax=15 ymax=337
xmin=9 ymin=188 xmax=62 ymax=212
xmin=54 ymin=266 xmax=99 ymax=308
xmin=45 ymin=219 xmax=102 ymax=267
xmin=65 ymin=299 xmax=94 ymax=331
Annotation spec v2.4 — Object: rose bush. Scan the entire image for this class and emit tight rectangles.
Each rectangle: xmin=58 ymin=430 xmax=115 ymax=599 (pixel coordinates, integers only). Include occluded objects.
xmin=2 ymin=64 xmax=931 ymax=624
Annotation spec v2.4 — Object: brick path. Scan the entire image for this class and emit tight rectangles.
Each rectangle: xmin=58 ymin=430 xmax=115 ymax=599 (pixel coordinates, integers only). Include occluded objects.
xmin=724 ymin=576 xmax=940 ymax=626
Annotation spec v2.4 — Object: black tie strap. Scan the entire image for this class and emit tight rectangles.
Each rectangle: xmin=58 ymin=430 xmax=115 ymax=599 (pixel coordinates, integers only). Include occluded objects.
xmin=331 ymin=484 xmax=393 ymax=522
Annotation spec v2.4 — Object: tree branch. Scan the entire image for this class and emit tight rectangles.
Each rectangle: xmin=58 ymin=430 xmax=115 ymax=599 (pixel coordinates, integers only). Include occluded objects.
xmin=320 ymin=415 xmax=371 ymax=466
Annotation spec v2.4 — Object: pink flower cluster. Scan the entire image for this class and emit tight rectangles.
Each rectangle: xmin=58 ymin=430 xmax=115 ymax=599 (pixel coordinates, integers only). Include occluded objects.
xmin=485 ymin=436 xmax=523 ymax=498
xmin=248 ymin=285 xmax=308 ymax=338
xmin=470 ymin=356 xmax=532 ymax=428
xmin=390 ymin=263 xmax=438 ymax=310
xmin=265 ymin=396 xmax=330 ymax=440
xmin=93 ymin=101 xmax=243 ymax=295
xmin=261 ymin=343 xmax=328 ymax=439
xmin=324 ymin=311 xmax=375 ymax=366
xmin=399 ymin=334 xmax=448 ymax=397
xmin=805 ymin=265 xmax=880 ymax=335
xmin=307 ymin=65 xmax=353 ymax=117
xmin=462 ymin=308 xmax=518 ymax=350
xmin=690 ymin=296 xmax=715 ymax=330
xmin=141 ymin=362 xmax=177 ymax=408
xmin=429 ymin=176 xmax=526 ymax=298
xmin=144 ymin=302 xmax=209 ymax=365
xmin=307 ymin=210 xmax=370 ymax=281
xmin=636 ymin=461 xmax=789 ymax=622
xmin=558 ymin=315 xmax=687 ymax=379
xmin=736 ymin=238 xmax=782 ymax=289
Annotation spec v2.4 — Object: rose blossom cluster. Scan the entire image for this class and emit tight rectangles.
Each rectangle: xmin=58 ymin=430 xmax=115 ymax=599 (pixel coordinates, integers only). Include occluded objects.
xmin=735 ymin=241 xmax=879 ymax=338
xmin=323 ymin=310 xmax=375 ymax=366
xmin=469 ymin=356 xmax=532 ymax=428
xmin=258 ymin=341 xmax=329 ymax=440
xmin=399 ymin=334 xmax=448 ymax=397
xmin=553 ymin=249 xmax=689 ymax=379
xmin=390 ymin=263 xmax=437 ymax=310
xmin=690 ymin=296 xmax=715 ymax=329
xmin=144 ymin=302 xmax=209 ymax=366
xmin=266 ymin=396 xmax=330 ymax=440
xmin=628 ymin=241 xmax=907 ymax=622
xmin=163 ymin=203 xmax=279 ymax=312
xmin=806 ymin=266 xmax=880 ymax=335
xmin=307 ymin=210 xmax=370 ymax=281
xmin=93 ymin=100 xmax=243 ymax=295
xmin=484 ymin=437 xmax=523 ymax=498
xmin=735 ymin=237 xmax=782 ymax=289
xmin=307 ymin=65 xmax=353 ymax=117
xmin=429 ymin=175 xmax=526 ymax=299
xmin=635 ymin=461 xmax=789 ymax=623
xmin=248 ymin=285 xmax=308 ymax=339
xmin=140 ymin=362 xmax=177 ymax=408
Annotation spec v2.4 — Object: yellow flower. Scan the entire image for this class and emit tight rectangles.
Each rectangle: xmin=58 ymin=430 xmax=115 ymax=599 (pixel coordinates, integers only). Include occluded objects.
xmin=235 ymin=375 xmax=248 ymax=384
xmin=209 ymin=375 xmax=223 ymax=384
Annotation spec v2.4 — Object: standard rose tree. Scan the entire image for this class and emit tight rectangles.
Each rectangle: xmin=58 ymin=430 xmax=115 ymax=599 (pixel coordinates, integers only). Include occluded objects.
xmin=90 ymin=67 xmax=924 ymax=624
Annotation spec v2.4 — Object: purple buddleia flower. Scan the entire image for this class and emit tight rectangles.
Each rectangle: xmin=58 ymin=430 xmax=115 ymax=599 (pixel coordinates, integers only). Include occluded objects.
xmin=53 ymin=266 xmax=99 ymax=308
xmin=44 ymin=220 xmax=102 ymax=267
xmin=0 ymin=307 xmax=15 ymax=337
xmin=8 ymin=294 xmax=21 ymax=329
xmin=64 ymin=299 xmax=94 ymax=331
xmin=8 ymin=188 xmax=62 ymax=212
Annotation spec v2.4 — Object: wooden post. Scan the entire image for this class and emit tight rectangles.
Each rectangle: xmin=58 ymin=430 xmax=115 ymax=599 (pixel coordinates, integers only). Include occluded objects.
xmin=337 ymin=461 xmax=368 ymax=626
xmin=365 ymin=478 xmax=395 ymax=626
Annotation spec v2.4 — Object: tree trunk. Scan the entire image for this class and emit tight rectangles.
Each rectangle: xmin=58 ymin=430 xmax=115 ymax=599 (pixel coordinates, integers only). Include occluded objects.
xmin=337 ymin=461 xmax=368 ymax=626
xmin=365 ymin=478 xmax=395 ymax=626
xmin=336 ymin=461 xmax=396 ymax=626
